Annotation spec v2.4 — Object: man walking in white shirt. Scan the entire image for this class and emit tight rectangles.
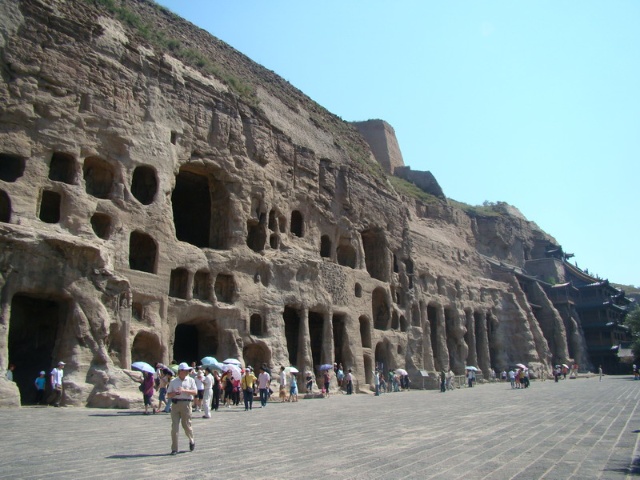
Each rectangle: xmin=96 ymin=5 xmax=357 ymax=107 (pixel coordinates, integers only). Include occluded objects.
xmin=167 ymin=362 xmax=197 ymax=455
xmin=49 ymin=361 xmax=64 ymax=407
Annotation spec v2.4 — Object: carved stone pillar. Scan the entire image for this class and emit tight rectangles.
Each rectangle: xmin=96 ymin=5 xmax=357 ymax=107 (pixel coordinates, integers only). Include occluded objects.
xmin=466 ymin=310 xmax=477 ymax=368
xmin=436 ymin=304 xmax=449 ymax=371
xmin=422 ymin=305 xmax=435 ymax=371
xmin=476 ymin=311 xmax=491 ymax=376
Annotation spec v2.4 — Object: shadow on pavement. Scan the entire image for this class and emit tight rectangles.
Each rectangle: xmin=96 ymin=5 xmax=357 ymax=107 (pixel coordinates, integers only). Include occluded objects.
xmin=107 ymin=453 xmax=178 ymax=459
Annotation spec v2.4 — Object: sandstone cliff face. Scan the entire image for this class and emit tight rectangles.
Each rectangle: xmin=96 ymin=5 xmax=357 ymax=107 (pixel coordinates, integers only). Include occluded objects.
xmin=0 ymin=0 xmax=579 ymax=406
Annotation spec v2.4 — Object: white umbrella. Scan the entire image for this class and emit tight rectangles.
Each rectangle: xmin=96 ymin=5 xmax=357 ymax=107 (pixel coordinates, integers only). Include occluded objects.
xmin=465 ymin=366 xmax=478 ymax=371
xmin=222 ymin=364 xmax=242 ymax=380
xmin=562 ymin=364 xmax=569 ymax=368
xmin=223 ymin=358 xmax=242 ymax=366
xmin=395 ymin=368 xmax=408 ymax=376
xmin=516 ymin=363 xmax=527 ymax=370
xmin=285 ymin=366 xmax=299 ymax=374
xmin=131 ymin=361 xmax=155 ymax=374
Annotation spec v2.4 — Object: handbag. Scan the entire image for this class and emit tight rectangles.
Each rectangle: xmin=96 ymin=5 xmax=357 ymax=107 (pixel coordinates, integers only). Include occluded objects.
xmin=139 ymin=384 xmax=145 ymax=392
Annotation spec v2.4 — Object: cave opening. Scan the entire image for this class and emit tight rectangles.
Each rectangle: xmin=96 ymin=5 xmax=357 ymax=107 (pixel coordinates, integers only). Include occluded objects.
xmin=129 ymin=231 xmax=157 ymax=273
xmin=39 ymin=190 xmax=61 ymax=224
xmin=361 ymin=228 xmax=389 ymax=282
xmin=283 ymin=306 xmax=300 ymax=366
xmin=192 ymin=271 xmax=211 ymax=301
xmin=172 ymin=170 xmax=211 ymax=248
xmin=9 ymin=294 xmax=67 ymax=405
xmin=333 ymin=313 xmax=353 ymax=371
xmin=320 ymin=235 xmax=332 ymax=258
xmin=169 ymin=268 xmax=189 ymax=299
xmin=0 ymin=153 xmax=25 ymax=182
xmin=359 ymin=315 xmax=372 ymax=348
xmin=131 ymin=331 xmax=162 ymax=366
xmin=48 ymin=152 xmax=76 ymax=185
xmin=0 ymin=190 xmax=11 ymax=223
xmin=173 ymin=319 xmax=218 ymax=365
xmin=372 ymin=287 xmax=389 ymax=330
xmin=309 ymin=311 xmax=324 ymax=368
xmin=247 ymin=220 xmax=266 ymax=252
xmin=83 ymin=156 xmax=114 ymax=199
xmin=337 ymin=241 xmax=356 ymax=268
xmin=250 ymin=313 xmax=264 ymax=336
xmin=131 ymin=165 xmax=158 ymax=205
xmin=290 ymin=210 xmax=303 ymax=237
xmin=214 ymin=274 xmax=235 ymax=304
xmin=90 ymin=213 xmax=111 ymax=239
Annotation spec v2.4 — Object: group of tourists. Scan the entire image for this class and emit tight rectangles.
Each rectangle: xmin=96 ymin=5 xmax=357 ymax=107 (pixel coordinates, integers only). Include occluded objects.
xmin=143 ymin=361 xmax=353 ymax=454
xmin=4 ymin=361 xmax=66 ymax=406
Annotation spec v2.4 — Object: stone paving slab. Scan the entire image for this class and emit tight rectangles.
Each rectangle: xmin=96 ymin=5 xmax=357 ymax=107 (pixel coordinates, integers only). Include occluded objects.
xmin=0 ymin=376 xmax=639 ymax=479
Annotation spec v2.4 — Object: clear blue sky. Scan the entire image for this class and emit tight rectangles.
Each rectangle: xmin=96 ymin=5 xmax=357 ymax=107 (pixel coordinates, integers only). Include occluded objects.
xmin=156 ymin=1 xmax=639 ymax=287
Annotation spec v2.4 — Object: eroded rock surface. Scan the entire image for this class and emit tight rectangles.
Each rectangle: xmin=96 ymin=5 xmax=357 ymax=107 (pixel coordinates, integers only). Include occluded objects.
xmin=0 ymin=0 xmax=586 ymax=406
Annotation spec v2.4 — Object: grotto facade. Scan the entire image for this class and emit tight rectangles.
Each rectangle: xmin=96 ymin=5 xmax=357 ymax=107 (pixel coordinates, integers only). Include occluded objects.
xmin=0 ymin=0 xmax=626 ymax=407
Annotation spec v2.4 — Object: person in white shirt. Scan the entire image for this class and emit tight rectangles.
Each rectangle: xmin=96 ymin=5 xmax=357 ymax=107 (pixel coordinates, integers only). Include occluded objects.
xmin=194 ymin=370 xmax=204 ymax=412
xmin=345 ymin=369 xmax=353 ymax=395
xmin=257 ymin=367 xmax=271 ymax=407
xmin=201 ymin=367 xmax=214 ymax=419
xmin=49 ymin=361 xmax=65 ymax=407
xmin=167 ymin=362 xmax=197 ymax=455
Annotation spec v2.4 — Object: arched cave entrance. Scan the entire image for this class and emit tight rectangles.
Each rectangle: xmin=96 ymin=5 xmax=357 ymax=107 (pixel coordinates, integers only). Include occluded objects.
xmin=131 ymin=331 xmax=162 ymax=366
xmin=169 ymin=268 xmax=189 ymax=299
xmin=39 ymin=190 xmax=61 ymax=224
xmin=131 ymin=165 xmax=158 ymax=205
xmin=391 ymin=310 xmax=399 ymax=330
xmin=333 ymin=313 xmax=354 ymax=371
xmin=290 ymin=210 xmax=304 ymax=237
xmin=48 ymin=152 xmax=76 ymax=184
xmin=375 ymin=341 xmax=391 ymax=375
xmin=337 ymin=241 xmax=357 ymax=268
xmin=247 ymin=220 xmax=266 ymax=252
xmin=172 ymin=170 xmax=210 ymax=248
xmin=173 ymin=319 xmax=219 ymax=366
xmin=83 ymin=156 xmax=114 ymax=199
xmin=320 ymin=235 xmax=332 ymax=258
xmin=0 ymin=153 xmax=25 ymax=182
xmin=0 ymin=190 xmax=11 ymax=223
xmin=9 ymin=294 xmax=67 ymax=404
xmin=309 ymin=311 xmax=324 ymax=368
xmin=243 ymin=344 xmax=271 ymax=371
xmin=250 ymin=313 xmax=264 ymax=336
xmin=361 ymin=228 xmax=389 ymax=282
xmin=283 ymin=306 xmax=300 ymax=366
xmin=192 ymin=271 xmax=211 ymax=301
xmin=359 ymin=315 xmax=372 ymax=349
xmin=90 ymin=212 xmax=111 ymax=239
xmin=372 ymin=287 xmax=390 ymax=330
xmin=354 ymin=283 xmax=362 ymax=298
xmin=214 ymin=274 xmax=235 ymax=304
xmin=172 ymin=168 xmax=230 ymax=249
xmin=129 ymin=231 xmax=157 ymax=273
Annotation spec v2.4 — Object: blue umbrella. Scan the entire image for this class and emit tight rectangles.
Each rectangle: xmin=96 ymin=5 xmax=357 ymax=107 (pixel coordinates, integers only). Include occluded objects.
xmin=201 ymin=356 xmax=220 ymax=366
xmin=131 ymin=361 xmax=155 ymax=374
xmin=318 ymin=364 xmax=333 ymax=371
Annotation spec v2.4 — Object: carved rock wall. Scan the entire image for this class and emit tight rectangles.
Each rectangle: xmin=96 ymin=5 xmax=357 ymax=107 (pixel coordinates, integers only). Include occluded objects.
xmin=0 ymin=0 xmax=577 ymax=406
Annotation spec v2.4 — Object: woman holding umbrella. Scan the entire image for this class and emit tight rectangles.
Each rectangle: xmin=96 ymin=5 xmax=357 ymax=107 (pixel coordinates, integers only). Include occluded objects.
xmin=141 ymin=371 xmax=156 ymax=414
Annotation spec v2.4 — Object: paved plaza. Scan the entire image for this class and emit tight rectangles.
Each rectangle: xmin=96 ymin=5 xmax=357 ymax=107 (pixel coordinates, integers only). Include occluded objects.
xmin=1 ymin=375 xmax=639 ymax=479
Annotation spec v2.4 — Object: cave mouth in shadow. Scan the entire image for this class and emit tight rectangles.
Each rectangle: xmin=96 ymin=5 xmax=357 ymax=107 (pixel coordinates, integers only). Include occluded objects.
xmin=9 ymin=294 xmax=67 ymax=405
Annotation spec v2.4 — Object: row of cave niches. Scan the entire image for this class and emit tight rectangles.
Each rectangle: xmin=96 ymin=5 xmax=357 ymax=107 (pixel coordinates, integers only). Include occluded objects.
xmin=0 ymin=153 xmax=411 ymax=285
